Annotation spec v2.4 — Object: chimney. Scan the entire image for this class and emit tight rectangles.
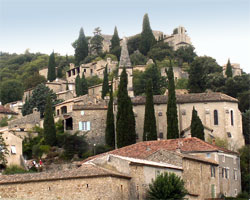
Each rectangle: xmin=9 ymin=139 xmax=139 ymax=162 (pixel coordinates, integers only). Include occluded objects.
xmin=212 ymin=139 xmax=216 ymax=145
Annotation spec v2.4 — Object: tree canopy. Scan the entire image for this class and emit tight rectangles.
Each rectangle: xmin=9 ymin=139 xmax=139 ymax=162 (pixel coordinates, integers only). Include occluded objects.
xmin=191 ymin=107 xmax=205 ymax=140
xmin=74 ymin=28 xmax=89 ymax=65
xmin=110 ymin=26 xmax=121 ymax=59
xmin=101 ymin=65 xmax=109 ymax=99
xmin=47 ymin=51 xmax=56 ymax=82
xmin=225 ymin=59 xmax=233 ymax=78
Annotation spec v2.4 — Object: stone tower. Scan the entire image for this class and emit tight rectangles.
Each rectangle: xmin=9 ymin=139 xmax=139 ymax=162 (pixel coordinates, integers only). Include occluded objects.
xmin=118 ymin=37 xmax=134 ymax=97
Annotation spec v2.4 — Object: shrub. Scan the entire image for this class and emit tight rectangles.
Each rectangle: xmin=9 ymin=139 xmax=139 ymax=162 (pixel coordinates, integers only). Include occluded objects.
xmin=95 ymin=144 xmax=112 ymax=155
xmin=130 ymin=51 xmax=147 ymax=66
xmin=0 ymin=117 xmax=8 ymax=127
xmin=3 ymin=165 xmax=27 ymax=175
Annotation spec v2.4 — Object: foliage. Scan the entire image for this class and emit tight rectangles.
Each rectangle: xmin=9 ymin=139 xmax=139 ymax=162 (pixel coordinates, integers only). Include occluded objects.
xmin=47 ymin=51 xmax=56 ymax=82
xmin=0 ymin=79 xmax=23 ymax=105
xmin=242 ymin=110 xmax=250 ymax=145
xmin=110 ymin=26 xmax=121 ymax=59
xmin=239 ymin=145 xmax=250 ymax=195
xmin=147 ymin=42 xmax=174 ymax=61
xmin=206 ymin=72 xmax=226 ymax=92
xmin=175 ymin=45 xmax=197 ymax=65
xmin=191 ymin=107 xmax=205 ymax=140
xmin=147 ymin=172 xmax=187 ymax=199
xmin=44 ymin=95 xmax=57 ymax=146
xmin=95 ymin=144 xmax=112 ymax=155
xmin=166 ymin=64 xmax=179 ymax=139
xmin=116 ymin=68 xmax=136 ymax=148
xmin=0 ymin=117 xmax=8 ymax=127
xmin=238 ymin=91 xmax=250 ymax=113
xmin=23 ymin=72 xmax=46 ymax=90
xmin=173 ymin=28 xmax=178 ymax=34
xmin=90 ymin=27 xmax=104 ymax=55
xmin=225 ymin=59 xmax=233 ymax=78
xmin=175 ymin=78 xmax=188 ymax=89
xmin=143 ymin=79 xmax=157 ymax=141
xmin=73 ymin=27 xmax=89 ymax=65
xmin=86 ymin=75 xmax=103 ymax=87
xmin=3 ymin=165 xmax=28 ymax=175
xmin=127 ymin=34 xmax=141 ymax=55
xmin=139 ymin=13 xmax=156 ymax=55
xmin=104 ymin=54 xmax=118 ymax=61
xmin=101 ymin=65 xmax=109 ymax=99
xmin=130 ymin=51 xmax=147 ymax=65
xmin=75 ymin=74 xmax=81 ymax=96
xmin=0 ymin=133 xmax=9 ymax=167
xmin=133 ymin=70 xmax=146 ymax=96
xmin=207 ymin=137 xmax=229 ymax=149
xmin=81 ymin=72 xmax=88 ymax=95
xmin=82 ymin=55 xmax=98 ymax=64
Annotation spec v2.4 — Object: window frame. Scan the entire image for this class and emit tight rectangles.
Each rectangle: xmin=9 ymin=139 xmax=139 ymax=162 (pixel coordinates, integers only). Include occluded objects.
xmin=214 ymin=110 xmax=219 ymax=125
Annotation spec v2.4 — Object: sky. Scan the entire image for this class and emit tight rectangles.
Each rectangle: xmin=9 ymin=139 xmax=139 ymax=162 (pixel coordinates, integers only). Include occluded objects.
xmin=0 ymin=0 xmax=250 ymax=72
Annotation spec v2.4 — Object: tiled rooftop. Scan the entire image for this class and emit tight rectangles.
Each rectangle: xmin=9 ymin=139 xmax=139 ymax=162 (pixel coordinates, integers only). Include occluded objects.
xmin=0 ymin=105 xmax=18 ymax=115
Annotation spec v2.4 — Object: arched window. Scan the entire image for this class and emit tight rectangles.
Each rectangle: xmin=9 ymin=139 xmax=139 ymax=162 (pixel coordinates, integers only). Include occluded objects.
xmin=231 ymin=110 xmax=234 ymax=126
xmin=214 ymin=110 xmax=218 ymax=125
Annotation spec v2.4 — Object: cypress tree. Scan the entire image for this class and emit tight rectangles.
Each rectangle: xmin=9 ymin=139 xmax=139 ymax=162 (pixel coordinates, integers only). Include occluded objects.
xmin=191 ymin=107 xmax=205 ymax=140
xmin=111 ymin=26 xmax=120 ymax=50
xmin=75 ymin=74 xmax=81 ymax=96
xmin=47 ymin=51 xmax=56 ymax=82
xmin=166 ymin=62 xmax=179 ymax=139
xmin=102 ymin=65 xmax=109 ymax=99
xmin=225 ymin=59 xmax=233 ymax=78
xmin=81 ymin=72 xmax=88 ymax=95
xmin=139 ymin=13 xmax=156 ymax=55
xmin=105 ymin=81 xmax=115 ymax=149
xmin=116 ymin=68 xmax=136 ymax=148
xmin=143 ymin=79 xmax=157 ymax=141
xmin=66 ymin=81 xmax=69 ymax=90
xmin=75 ymin=28 xmax=88 ymax=65
xmin=44 ymin=95 xmax=57 ymax=146
xmin=0 ymin=133 xmax=9 ymax=167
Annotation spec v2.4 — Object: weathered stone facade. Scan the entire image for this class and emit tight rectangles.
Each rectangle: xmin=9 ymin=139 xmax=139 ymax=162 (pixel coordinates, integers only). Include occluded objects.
xmin=0 ymin=106 xmax=18 ymax=121
xmin=161 ymin=66 xmax=189 ymax=80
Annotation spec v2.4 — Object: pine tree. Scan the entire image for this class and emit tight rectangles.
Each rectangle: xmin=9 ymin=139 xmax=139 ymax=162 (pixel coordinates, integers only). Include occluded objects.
xmin=75 ymin=74 xmax=81 ymax=96
xmin=105 ymin=81 xmax=115 ymax=149
xmin=47 ymin=51 xmax=56 ymax=82
xmin=102 ymin=65 xmax=109 ymax=99
xmin=81 ymin=72 xmax=88 ymax=95
xmin=0 ymin=133 xmax=9 ymax=167
xmin=139 ymin=13 xmax=156 ymax=55
xmin=225 ymin=59 xmax=233 ymax=78
xmin=74 ymin=28 xmax=88 ymax=65
xmin=166 ymin=62 xmax=179 ymax=139
xmin=191 ymin=107 xmax=205 ymax=140
xmin=143 ymin=79 xmax=157 ymax=141
xmin=44 ymin=95 xmax=57 ymax=146
xmin=116 ymin=68 xmax=136 ymax=148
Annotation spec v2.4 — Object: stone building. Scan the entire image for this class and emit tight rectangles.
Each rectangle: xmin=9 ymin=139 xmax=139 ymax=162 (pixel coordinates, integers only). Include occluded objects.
xmin=4 ymin=101 xmax=23 ymax=117
xmin=222 ymin=63 xmax=242 ymax=77
xmin=0 ymin=105 xmax=18 ymax=121
xmin=161 ymin=66 xmax=189 ymax=81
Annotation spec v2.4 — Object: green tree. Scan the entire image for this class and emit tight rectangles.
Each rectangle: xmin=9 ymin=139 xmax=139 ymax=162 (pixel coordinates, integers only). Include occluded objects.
xmin=127 ymin=34 xmax=141 ymax=55
xmin=86 ymin=75 xmax=103 ymax=87
xmin=90 ymin=27 xmax=104 ymax=55
xmin=130 ymin=51 xmax=147 ymax=66
xmin=101 ymin=65 xmax=109 ymax=99
xmin=166 ymin=63 xmax=179 ymax=139
xmin=242 ymin=110 xmax=250 ymax=145
xmin=175 ymin=45 xmax=197 ymax=65
xmin=147 ymin=172 xmax=187 ymax=199
xmin=105 ymin=81 xmax=115 ymax=149
xmin=239 ymin=145 xmax=250 ymax=195
xmin=81 ymin=72 xmax=88 ymax=95
xmin=47 ymin=51 xmax=56 ymax=82
xmin=143 ymin=79 xmax=157 ymax=141
xmin=147 ymin=42 xmax=174 ymax=61
xmin=116 ymin=68 xmax=136 ymax=148
xmin=23 ymin=72 xmax=46 ymax=90
xmin=75 ymin=74 xmax=81 ymax=96
xmin=43 ymin=95 xmax=57 ymax=146
xmin=225 ymin=59 xmax=233 ymax=78
xmin=0 ymin=133 xmax=9 ymax=167
xmin=191 ymin=107 xmax=205 ymax=140
xmin=139 ymin=13 xmax=156 ymax=55
xmin=74 ymin=28 xmax=89 ymax=65
xmin=110 ymin=26 xmax=121 ymax=59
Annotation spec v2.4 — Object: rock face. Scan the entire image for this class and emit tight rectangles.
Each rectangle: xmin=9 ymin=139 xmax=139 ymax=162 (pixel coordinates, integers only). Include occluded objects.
xmin=118 ymin=37 xmax=134 ymax=97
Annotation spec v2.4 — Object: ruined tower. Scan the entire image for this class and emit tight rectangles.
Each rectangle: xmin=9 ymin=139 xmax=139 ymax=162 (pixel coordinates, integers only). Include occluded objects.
xmin=118 ymin=37 xmax=134 ymax=97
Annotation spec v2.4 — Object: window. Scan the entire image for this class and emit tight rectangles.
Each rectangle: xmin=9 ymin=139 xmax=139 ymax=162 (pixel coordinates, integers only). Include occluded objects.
xmin=234 ymin=169 xmax=237 ymax=180
xmin=155 ymin=169 xmax=161 ymax=178
xmin=79 ymin=121 xmax=91 ymax=131
xmin=225 ymin=168 xmax=229 ymax=179
xmin=67 ymin=71 xmax=71 ymax=77
xmin=231 ymin=110 xmax=234 ymax=126
xmin=211 ymin=184 xmax=216 ymax=198
xmin=72 ymin=69 xmax=75 ymax=75
xmin=159 ymin=132 xmax=163 ymax=139
xmin=222 ymin=168 xmax=224 ymax=178
xmin=207 ymin=153 xmax=211 ymax=158
xmin=84 ymin=69 xmax=86 ymax=73
xmin=234 ymin=189 xmax=237 ymax=196
xmin=11 ymin=145 xmax=16 ymax=154
xmin=81 ymin=111 xmax=85 ymax=116
xmin=214 ymin=110 xmax=218 ymax=125
xmin=57 ymin=109 xmax=59 ymax=116
xmin=211 ymin=166 xmax=216 ymax=177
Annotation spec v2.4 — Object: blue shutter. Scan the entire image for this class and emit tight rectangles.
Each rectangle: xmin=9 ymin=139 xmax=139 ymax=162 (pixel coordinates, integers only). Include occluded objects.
xmin=87 ymin=122 xmax=91 ymax=131
xmin=79 ymin=122 xmax=82 ymax=130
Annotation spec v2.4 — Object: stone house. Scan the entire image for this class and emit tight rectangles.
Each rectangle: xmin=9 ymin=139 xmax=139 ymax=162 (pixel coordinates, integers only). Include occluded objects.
xmin=128 ymin=92 xmax=245 ymax=150
xmin=222 ymin=63 xmax=242 ymax=77
xmin=0 ymin=105 xmax=18 ymax=121
xmin=56 ymin=90 xmax=74 ymax=101
xmin=4 ymin=101 xmax=23 ymax=117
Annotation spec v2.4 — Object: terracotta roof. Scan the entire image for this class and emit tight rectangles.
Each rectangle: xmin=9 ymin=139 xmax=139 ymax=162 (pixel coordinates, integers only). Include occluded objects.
xmin=82 ymin=137 xmax=237 ymax=164
xmin=130 ymin=92 xmax=238 ymax=105
xmin=0 ymin=164 xmax=130 ymax=185
xmin=0 ymin=106 xmax=18 ymax=115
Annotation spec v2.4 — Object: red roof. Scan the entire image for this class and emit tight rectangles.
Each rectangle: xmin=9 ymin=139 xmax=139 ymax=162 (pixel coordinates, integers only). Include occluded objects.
xmin=0 ymin=105 xmax=17 ymax=115
xmin=83 ymin=137 xmax=237 ymax=163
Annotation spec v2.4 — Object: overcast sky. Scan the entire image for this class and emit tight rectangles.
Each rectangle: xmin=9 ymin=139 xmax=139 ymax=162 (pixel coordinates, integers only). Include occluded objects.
xmin=0 ymin=0 xmax=249 ymax=72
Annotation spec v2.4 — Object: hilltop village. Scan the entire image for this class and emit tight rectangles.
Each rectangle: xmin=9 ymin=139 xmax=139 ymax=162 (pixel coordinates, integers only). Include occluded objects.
xmin=0 ymin=14 xmax=249 ymax=200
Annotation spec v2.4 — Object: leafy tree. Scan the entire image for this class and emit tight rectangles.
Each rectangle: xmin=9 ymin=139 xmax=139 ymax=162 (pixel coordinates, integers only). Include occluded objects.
xmin=130 ymin=51 xmax=147 ymax=65
xmin=127 ymin=34 xmax=141 ymax=55
xmin=239 ymin=145 xmax=250 ymax=195
xmin=116 ymin=68 xmax=136 ymax=148
xmin=110 ymin=26 xmax=121 ymax=59
xmin=81 ymin=72 xmax=88 ymax=95
xmin=238 ymin=91 xmax=250 ymax=113
xmin=225 ymin=59 xmax=233 ymax=78
xmin=0 ymin=133 xmax=9 ymax=167
xmin=147 ymin=42 xmax=174 ymax=61
xmin=206 ymin=72 xmax=226 ymax=92
xmin=43 ymin=95 xmax=57 ymax=146
xmin=143 ymin=79 xmax=157 ymax=141
xmin=23 ymin=72 xmax=46 ymax=90
xmin=191 ymin=107 xmax=205 ymax=140
xmin=90 ymin=27 xmax=104 ymax=55
xmin=101 ymin=65 xmax=109 ymax=99
xmin=176 ymin=78 xmax=188 ymax=89
xmin=75 ymin=74 xmax=81 ymax=96
xmin=175 ymin=45 xmax=197 ymax=65
xmin=147 ymin=172 xmax=187 ymax=199
xmin=173 ymin=28 xmax=178 ymax=34
xmin=242 ymin=110 xmax=250 ymax=145
xmin=47 ymin=51 xmax=56 ymax=82
xmin=86 ymin=75 xmax=103 ymax=87
xmin=0 ymin=79 xmax=23 ymax=105
xmin=139 ymin=13 xmax=156 ymax=55
xmin=166 ymin=63 xmax=179 ymax=139
xmin=0 ymin=117 xmax=8 ymax=127
xmin=74 ymin=28 xmax=89 ymax=65
xmin=105 ymin=81 xmax=115 ymax=148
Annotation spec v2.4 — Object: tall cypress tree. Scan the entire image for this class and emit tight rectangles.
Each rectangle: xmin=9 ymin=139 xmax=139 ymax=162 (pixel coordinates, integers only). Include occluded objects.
xmin=47 ymin=51 xmax=56 ymax=82
xmin=75 ymin=28 xmax=88 ymax=65
xmin=139 ymin=13 xmax=156 ymax=55
xmin=81 ymin=72 xmax=88 ymax=95
xmin=102 ymin=65 xmax=109 ymax=99
xmin=0 ymin=133 xmax=9 ymax=167
xmin=44 ymin=95 xmax=57 ymax=146
xmin=143 ymin=79 xmax=157 ymax=141
xmin=116 ymin=68 xmax=136 ymax=148
xmin=191 ymin=107 xmax=205 ymax=140
xmin=105 ymin=81 xmax=115 ymax=149
xmin=110 ymin=26 xmax=121 ymax=59
xmin=166 ymin=62 xmax=179 ymax=139
xmin=75 ymin=74 xmax=81 ymax=96
xmin=225 ymin=59 xmax=233 ymax=78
